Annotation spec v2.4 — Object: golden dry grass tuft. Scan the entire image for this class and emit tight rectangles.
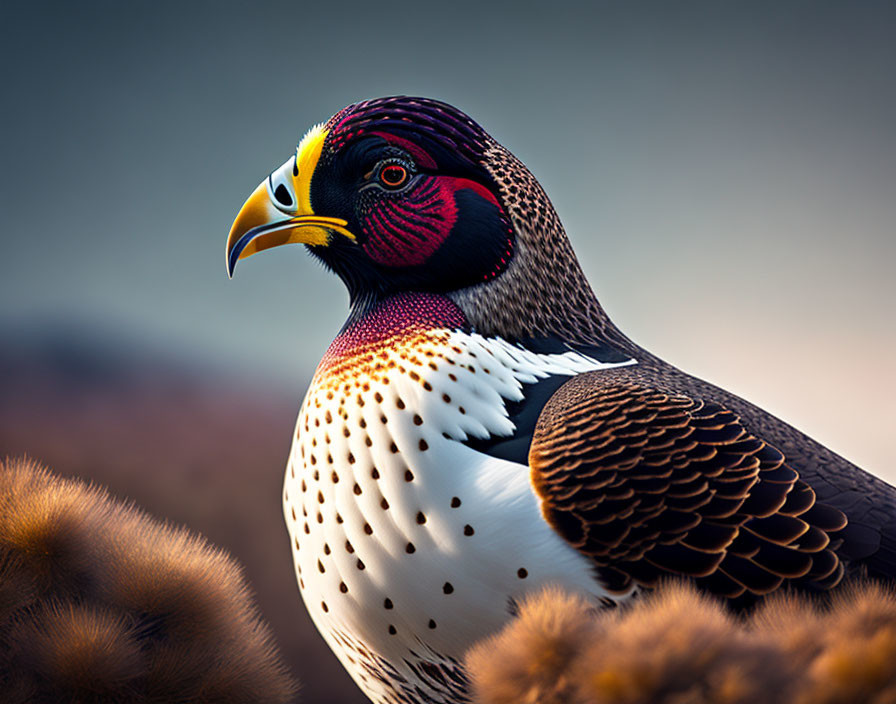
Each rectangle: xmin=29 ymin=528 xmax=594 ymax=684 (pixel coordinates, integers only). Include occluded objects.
xmin=466 ymin=588 xmax=597 ymax=704
xmin=467 ymin=581 xmax=896 ymax=704
xmin=0 ymin=457 xmax=298 ymax=704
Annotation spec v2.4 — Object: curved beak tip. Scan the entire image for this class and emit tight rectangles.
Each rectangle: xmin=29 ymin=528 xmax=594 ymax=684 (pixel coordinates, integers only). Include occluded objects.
xmin=225 ymin=235 xmax=242 ymax=278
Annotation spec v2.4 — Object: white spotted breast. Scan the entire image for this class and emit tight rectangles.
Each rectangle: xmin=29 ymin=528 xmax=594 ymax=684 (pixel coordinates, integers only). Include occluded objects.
xmin=281 ymin=294 xmax=636 ymax=703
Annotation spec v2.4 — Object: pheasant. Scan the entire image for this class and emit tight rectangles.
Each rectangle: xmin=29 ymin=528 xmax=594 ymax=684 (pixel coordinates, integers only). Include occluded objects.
xmin=226 ymin=96 xmax=896 ymax=704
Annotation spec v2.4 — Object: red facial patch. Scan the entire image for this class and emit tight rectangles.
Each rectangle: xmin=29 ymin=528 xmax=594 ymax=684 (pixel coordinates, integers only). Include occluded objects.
xmin=361 ymin=175 xmax=495 ymax=267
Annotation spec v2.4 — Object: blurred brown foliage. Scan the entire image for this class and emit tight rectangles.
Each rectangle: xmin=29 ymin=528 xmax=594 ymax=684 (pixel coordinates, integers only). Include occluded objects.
xmin=0 ymin=457 xmax=298 ymax=703
xmin=0 ymin=336 xmax=367 ymax=703
xmin=467 ymin=582 xmax=896 ymax=704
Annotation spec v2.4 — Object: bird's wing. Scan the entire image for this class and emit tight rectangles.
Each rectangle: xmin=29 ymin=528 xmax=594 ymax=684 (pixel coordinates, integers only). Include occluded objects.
xmin=529 ymin=368 xmax=848 ymax=599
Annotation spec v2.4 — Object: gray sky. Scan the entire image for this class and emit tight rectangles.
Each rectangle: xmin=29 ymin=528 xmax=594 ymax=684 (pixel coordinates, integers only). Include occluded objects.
xmin=1 ymin=1 xmax=894 ymax=473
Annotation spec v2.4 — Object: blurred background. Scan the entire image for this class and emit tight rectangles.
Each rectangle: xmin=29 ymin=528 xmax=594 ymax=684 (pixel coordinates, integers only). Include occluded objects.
xmin=1 ymin=1 xmax=893 ymax=701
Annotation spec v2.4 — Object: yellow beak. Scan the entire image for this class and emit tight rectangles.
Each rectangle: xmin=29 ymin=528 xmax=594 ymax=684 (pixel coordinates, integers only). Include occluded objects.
xmin=225 ymin=125 xmax=355 ymax=277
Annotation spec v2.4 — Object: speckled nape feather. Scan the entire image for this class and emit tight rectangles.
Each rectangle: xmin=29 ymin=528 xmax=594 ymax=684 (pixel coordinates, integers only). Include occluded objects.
xmin=449 ymin=145 xmax=634 ymax=351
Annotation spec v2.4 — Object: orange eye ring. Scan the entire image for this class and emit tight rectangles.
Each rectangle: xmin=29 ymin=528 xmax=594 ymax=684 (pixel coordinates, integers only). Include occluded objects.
xmin=379 ymin=164 xmax=408 ymax=188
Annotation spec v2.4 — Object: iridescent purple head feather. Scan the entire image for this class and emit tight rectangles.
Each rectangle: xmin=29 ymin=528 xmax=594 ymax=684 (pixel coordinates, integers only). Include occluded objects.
xmin=324 ymin=96 xmax=491 ymax=167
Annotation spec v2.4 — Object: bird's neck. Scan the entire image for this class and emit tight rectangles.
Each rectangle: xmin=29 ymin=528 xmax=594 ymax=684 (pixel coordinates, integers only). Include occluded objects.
xmin=321 ymin=293 xmax=466 ymax=376
xmin=444 ymin=144 xmax=640 ymax=358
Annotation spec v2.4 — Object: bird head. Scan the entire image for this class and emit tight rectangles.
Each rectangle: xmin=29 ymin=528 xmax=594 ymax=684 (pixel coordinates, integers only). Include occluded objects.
xmin=227 ymin=96 xmax=622 ymax=347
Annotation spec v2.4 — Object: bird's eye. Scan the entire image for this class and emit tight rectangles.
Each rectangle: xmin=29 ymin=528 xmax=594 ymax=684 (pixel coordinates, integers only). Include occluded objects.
xmin=379 ymin=164 xmax=408 ymax=189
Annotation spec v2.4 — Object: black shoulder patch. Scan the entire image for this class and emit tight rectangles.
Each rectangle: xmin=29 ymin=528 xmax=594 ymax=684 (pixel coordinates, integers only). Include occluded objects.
xmin=462 ymin=337 xmax=632 ymax=465
xmin=463 ymin=372 xmax=573 ymax=465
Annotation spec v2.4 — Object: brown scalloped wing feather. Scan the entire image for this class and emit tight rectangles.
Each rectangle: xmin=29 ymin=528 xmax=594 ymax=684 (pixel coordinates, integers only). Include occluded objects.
xmin=529 ymin=370 xmax=847 ymax=600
